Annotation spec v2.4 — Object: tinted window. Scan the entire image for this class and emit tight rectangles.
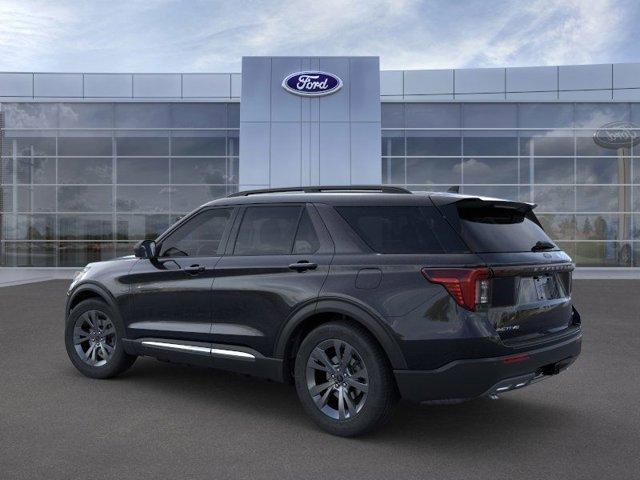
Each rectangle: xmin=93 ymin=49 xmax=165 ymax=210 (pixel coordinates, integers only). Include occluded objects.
xmin=293 ymin=210 xmax=320 ymax=254
xmin=336 ymin=206 xmax=467 ymax=254
xmin=234 ymin=206 xmax=301 ymax=255
xmin=160 ymin=208 xmax=232 ymax=257
xmin=451 ymin=201 xmax=555 ymax=253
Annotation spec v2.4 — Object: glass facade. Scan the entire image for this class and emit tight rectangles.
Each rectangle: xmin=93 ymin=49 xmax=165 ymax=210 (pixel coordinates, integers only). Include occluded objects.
xmin=1 ymin=100 xmax=639 ymax=267
xmin=382 ymin=103 xmax=640 ymax=267
xmin=0 ymin=102 xmax=239 ymax=267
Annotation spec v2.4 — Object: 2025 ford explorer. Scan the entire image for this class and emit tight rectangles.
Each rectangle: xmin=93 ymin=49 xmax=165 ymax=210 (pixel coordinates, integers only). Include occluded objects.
xmin=65 ymin=185 xmax=582 ymax=436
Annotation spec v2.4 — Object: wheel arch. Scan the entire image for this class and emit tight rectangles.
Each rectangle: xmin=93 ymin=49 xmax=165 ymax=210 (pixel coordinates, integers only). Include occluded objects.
xmin=66 ymin=282 xmax=119 ymax=318
xmin=275 ymin=298 xmax=407 ymax=383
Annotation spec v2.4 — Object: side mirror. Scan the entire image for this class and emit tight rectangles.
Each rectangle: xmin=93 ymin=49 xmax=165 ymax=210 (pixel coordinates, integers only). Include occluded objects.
xmin=134 ymin=239 xmax=157 ymax=259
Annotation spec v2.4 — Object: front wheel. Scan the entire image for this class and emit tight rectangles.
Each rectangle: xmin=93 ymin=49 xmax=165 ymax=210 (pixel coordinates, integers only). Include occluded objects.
xmin=294 ymin=321 xmax=397 ymax=437
xmin=65 ymin=299 xmax=136 ymax=379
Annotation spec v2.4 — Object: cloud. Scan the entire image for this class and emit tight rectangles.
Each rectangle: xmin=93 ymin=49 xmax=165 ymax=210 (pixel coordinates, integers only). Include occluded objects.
xmin=0 ymin=0 xmax=637 ymax=73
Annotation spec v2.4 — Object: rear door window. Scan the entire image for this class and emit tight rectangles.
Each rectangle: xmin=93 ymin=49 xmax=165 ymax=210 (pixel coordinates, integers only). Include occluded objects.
xmin=335 ymin=206 xmax=467 ymax=254
xmin=233 ymin=205 xmax=302 ymax=255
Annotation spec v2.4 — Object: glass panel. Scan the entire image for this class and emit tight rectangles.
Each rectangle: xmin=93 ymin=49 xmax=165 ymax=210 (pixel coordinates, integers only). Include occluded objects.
xmin=58 ymin=242 xmax=115 ymax=267
xmin=463 ymin=104 xmax=517 ymax=128
xmin=14 ymin=214 xmax=55 ymax=240
xmin=518 ymin=104 xmax=574 ymax=129
xmin=159 ymin=208 xmax=233 ymax=257
xmin=116 ymin=157 xmax=170 ymax=184
xmin=574 ymin=241 xmax=631 ymax=267
xmin=59 ymin=214 xmax=113 ymax=240
xmin=114 ymin=104 xmax=170 ymax=128
xmin=463 ymin=135 xmax=518 ymax=156
xmin=1 ymin=242 xmax=56 ymax=267
xmin=634 ymin=158 xmax=640 ymax=184
xmin=58 ymin=103 xmax=113 ymax=128
xmin=1 ymin=186 xmax=12 ymax=211
xmin=576 ymin=157 xmax=628 ymax=184
xmin=58 ymin=186 xmax=113 ymax=212
xmin=293 ymin=210 xmax=320 ymax=254
xmin=171 ymin=158 xmax=227 ymax=184
xmin=576 ymin=135 xmax=629 ymax=156
xmin=534 ymin=158 xmax=574 ymax=184
xmin=171 ymin=185 xmax=226 ymax=213
xmin=2 ymin=136 xmax=56 ymax=156
xmin=116 ymin=214 xmax=171 ymax=240
xmin=532 ymin=186 xmax=575 ymax=212
xmin=406 ymin=131 xmax=461 ymax=156
xmin=634 ymin=215 xmax=640 ymax=240
xmin=461 ymin=185 xmax=518 ymax=201
xmin=58 ymin=137 xmax=113 ymax=156
xmin=2 ymin=104 xmax=58 ymax=128
xmin=228 ymin=158 xmax=238 ymax=185
xmin=170 ymin=103 xmax=227 ymax=128
xmin=1 ymin=213 xmax=16 ymax=239
xmin=382 ymin=158 xmax=405 ymax=184
xmin=58 ymin=158 xmax=112 ymax=184
xmin=406 ymin=104 xmax=460 ymax=128
xmin=574 ymin=103 xmax=630 ymax=128
xmin=406 ymin=158 xmax=461 ymax=185
xmin=1 ymin=158 xmax=12 ymax=184
xmin=462 ymin=157 xmax=517 ymax=184
xmin=116 ymin=136 xmax=169 ymax=156
xmin=116 ymin=186 xmax=170 ymax=213
xmin=381 ymin=130 xmax=404 ymax=156
xmin=16 ymin=157 xmax=56 ymax=184
xmin=228 ymin=103 xmax=240 ymax=127
xmin=381 ymin=103 xmax=404 ymax=128
xmin=171 ymin=133 xmax=226 ymax=156
xmin=537 ymin=214 xmax=576 ymax=240
xmin=227 ymin=130 xmax=239 ymax=157
xmin=556 ymin=241 xmax=576 ymax=259
xmin=17 ymin=186 xmax=56 ymax=212
xmin=519 ymin=157 xmax=531 ymax=184
xmin=234 ymin=206 xmax=301 ymax=255
xmin=575 ymin=214 xmax=629 ymax=241
xmin=519 ymin=133 xmax=574 ymax=156
xmin=576 ymin=186 xmax=629 ymax=212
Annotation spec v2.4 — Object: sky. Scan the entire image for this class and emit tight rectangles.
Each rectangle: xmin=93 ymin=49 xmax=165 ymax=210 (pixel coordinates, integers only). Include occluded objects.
xmin=0 ymin=0 xmax=638 ymax=73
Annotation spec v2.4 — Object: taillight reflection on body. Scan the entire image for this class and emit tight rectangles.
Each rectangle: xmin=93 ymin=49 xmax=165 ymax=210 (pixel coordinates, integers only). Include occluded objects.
xmin=421 ymin=267 xmax=490 ymax=311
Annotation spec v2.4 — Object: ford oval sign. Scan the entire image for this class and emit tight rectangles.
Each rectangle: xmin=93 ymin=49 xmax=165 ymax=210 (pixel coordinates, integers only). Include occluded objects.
xmin=593 ymin=121 xmax=640 ymax=149
xmin=282 ymin=71 xmax=343 ymax=97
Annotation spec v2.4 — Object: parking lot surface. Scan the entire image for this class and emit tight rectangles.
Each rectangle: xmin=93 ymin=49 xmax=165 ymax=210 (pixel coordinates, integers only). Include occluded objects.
xmin=1 ymin=279 xmax=639 ymax=480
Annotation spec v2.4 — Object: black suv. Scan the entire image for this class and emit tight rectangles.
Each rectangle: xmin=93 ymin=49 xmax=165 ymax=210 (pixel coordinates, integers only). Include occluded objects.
xmin=65 ymin=185 xmax=582 ymax=436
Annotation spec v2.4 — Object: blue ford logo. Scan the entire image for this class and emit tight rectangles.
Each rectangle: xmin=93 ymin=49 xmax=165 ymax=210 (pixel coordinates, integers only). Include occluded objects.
xmin=282 ymin=71 xmax=343 ymax=97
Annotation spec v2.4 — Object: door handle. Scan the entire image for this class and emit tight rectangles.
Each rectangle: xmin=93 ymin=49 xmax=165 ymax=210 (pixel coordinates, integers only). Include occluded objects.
xmin=288 ymin=261 xmax=318 ymax=272
xmin=184 ymin=264 xmax=206 ymax=275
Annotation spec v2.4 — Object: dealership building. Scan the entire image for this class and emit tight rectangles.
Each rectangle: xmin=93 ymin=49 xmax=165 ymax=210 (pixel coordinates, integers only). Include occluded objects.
xmin=1 ymin=56 xmax=640 ymax=269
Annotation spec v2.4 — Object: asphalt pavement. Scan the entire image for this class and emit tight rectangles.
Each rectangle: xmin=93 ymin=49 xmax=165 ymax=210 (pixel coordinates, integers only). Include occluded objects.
xmin=1 ymin=279 xmax=639 ymax=480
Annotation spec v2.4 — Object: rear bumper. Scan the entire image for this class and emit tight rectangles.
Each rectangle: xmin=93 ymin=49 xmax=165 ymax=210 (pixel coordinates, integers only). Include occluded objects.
xmin=394 ymin=329 xmax=582 ymax=404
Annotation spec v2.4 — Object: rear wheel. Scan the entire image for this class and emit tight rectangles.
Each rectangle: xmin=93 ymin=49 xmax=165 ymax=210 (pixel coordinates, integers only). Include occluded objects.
xmin=65 ymin=299 xmax=136 ymax=379
xmin=294 ymin=321 xmax=397 ymax=437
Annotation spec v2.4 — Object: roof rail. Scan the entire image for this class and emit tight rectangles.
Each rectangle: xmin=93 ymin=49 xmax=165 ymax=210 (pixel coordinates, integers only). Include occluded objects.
xmin=227 ymin=185 xmax=412 ymax=197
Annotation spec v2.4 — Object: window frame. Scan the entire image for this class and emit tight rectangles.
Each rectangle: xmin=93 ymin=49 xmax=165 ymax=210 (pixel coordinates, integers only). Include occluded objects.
xmin=155 ymin=205 xmax=236 ymax=258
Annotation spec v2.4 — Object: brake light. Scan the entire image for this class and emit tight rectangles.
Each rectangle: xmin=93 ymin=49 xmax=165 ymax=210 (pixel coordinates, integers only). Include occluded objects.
xmin=421 ymin=267 xmax=490 ymax=311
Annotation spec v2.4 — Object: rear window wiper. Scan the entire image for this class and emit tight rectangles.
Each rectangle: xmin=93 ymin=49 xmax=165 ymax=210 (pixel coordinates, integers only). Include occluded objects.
xmin=531 ymin=240 xmax=555 ymax=252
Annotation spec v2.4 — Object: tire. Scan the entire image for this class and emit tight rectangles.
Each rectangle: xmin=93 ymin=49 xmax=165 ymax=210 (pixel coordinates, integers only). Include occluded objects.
xmin=294 ymin=321 xmax=397 ymax=437
xmin=65 ymin=298 xmax=136 ymax=379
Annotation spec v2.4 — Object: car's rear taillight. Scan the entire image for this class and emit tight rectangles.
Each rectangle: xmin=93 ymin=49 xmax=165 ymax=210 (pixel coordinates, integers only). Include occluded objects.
xmin=421 ymin=267 xmax=491 ymax=311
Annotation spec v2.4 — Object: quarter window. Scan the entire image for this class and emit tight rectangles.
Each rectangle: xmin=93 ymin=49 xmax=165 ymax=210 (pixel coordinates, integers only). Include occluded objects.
xmin=159 ymin=208 xmax=232 ymax=257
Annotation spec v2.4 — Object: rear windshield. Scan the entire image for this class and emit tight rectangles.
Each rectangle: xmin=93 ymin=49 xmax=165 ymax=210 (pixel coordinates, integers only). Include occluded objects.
xmin=336 ymin=206 xmax=468 ymax=254
xmin=450 ymin=201 xmax=555 ymax=253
